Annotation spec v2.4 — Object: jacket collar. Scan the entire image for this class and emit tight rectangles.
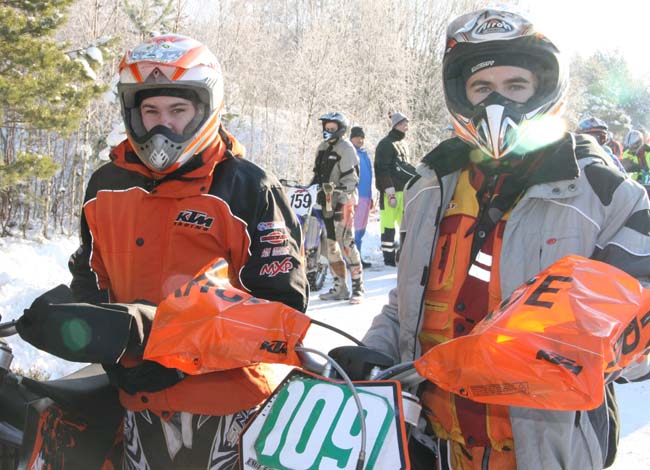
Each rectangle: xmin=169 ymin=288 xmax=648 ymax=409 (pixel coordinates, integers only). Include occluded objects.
xmin=422 ymin=133 xmax=587 ymax=185
xmin=109 ymin=127 xmax=245 ymax=197
xmin=390 ymin=128 xmax=405 ymax=141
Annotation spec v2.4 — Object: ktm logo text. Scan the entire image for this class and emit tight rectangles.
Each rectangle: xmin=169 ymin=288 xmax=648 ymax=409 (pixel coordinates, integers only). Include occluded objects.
xmin=260 ymin=340 xmax=288 ymax=354
xmin=259 ymin=257 xmax=293 ymax=277
xmin=174 ymin=210 xmax=214 ymax=231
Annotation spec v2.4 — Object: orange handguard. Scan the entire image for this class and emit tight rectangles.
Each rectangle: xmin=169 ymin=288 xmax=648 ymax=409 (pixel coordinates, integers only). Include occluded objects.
xmin=415 ymin=255 xmax=650 ymax=410
xmin=144 ymin=259 xmax=311 ymax=375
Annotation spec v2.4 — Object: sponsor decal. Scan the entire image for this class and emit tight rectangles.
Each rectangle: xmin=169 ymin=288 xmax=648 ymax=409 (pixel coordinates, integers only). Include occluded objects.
xmin=272 ymin=246 xmax=291 ymax=256
xmin=257 ymin=221 xmax=286 ymax=231
xmin=174 ymin=209 xmax=214 ymax=231
xmin=259 ymin=257 xmax=293 ymax=277
xmin=260 ymin=231 xmax=288 ymax=245
xmin=475 ymin=18 xmax=514 ymax=35
xmin=536 ymin=350 xmax=583 ymax=375
xmin=261 ymin=248 xmax=272 ymax=258
xmin=259 ymin=340 xmax=288 ymax=354
xmin=471 ymin=60 xmax=495 ymax=74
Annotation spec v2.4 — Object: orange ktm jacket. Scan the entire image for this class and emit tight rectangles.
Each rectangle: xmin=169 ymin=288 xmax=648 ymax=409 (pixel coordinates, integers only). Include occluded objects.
xmin=68 ymin=127 xmax=308 ymax=416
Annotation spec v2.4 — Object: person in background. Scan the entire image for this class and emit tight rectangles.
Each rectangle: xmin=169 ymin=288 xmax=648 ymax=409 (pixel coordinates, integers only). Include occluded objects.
xmin=350 ymin=125 xmax=373 ymax=269
xmin=374 ymin=111 xmax=416 ymax=266
xmin=65 ymin=34 xmax=308 ymax=469
xmin=622 ymin=129 xmax=650 ymax=183
xmin=607 ymin=131 xmax=623 ymax=159
xmin=312 ymin=112 xmax=365 ymax=304
xmin=363 ymin=9 xmax=650 ymax=469
xmin=575 ymin=117 xmax=626 ymax=173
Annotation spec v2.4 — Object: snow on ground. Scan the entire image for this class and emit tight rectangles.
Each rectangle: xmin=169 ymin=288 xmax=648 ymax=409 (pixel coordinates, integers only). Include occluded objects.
xmin=0 ymin=221 xmax=649 ymax=467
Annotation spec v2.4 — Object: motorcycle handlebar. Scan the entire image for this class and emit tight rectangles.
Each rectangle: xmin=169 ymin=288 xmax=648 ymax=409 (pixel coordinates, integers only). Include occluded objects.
xmin=0 ymin=320 xmax=18 ymax=338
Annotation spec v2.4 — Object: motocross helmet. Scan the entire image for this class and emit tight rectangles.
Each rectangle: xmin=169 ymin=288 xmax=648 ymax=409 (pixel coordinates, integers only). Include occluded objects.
xmin=319 ymin=112 xmax=349 ymax=141
xmin=118 ymin=34 xmax=224 ymax=174
xmin=443 ymin=9 xmax=568 ymax=159
xmin=624 ymin=130 xmax=644 ymax=152
xmin=577 ymin=117 xmax=609 ymax=145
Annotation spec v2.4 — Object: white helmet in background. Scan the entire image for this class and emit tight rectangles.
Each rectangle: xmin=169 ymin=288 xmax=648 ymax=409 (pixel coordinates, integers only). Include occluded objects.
xmin=118 ymin=34 xmax=224 ymax=174
xmin=624 ymin=130 xmax=644 ymax=152
xmin=443 ymin=9 xmax=568 ymax=159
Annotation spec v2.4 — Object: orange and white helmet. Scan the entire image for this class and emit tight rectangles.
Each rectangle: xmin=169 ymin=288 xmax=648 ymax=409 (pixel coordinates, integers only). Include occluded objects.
xmin=443 ymin=9 xmax=568 ymax=159
xmin=118 ymin=34 xmax=224 ymax=174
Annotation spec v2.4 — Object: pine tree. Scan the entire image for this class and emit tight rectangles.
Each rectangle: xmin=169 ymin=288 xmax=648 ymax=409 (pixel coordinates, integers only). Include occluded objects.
xmin=0 ymin=0 xmax=105 ymax=236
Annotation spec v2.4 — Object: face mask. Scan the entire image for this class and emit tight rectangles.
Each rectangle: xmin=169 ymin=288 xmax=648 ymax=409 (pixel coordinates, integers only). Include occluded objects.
xmin=324 ymin=128 xmax=341 ymax=140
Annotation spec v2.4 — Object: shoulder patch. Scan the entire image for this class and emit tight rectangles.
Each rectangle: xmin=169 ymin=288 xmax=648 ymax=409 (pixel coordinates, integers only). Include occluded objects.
xmin=584 ymin=163 xmax=625 ymax=206
xmin=625 ymin=209 xmax=650 ymax=236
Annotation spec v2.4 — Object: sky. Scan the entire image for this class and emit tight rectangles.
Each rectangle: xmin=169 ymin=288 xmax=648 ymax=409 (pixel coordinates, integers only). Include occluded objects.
xmin=526 ymin=0 xmax=649 ymax=78
xmin=0 ymin=223 xmax=649 ymax=468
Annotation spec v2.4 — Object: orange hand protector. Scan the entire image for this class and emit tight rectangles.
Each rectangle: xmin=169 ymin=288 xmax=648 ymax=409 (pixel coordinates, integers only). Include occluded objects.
xmin=144 ymin=260 xmax=311 ymax=375
xmin=415 ymin=255 xmax=650 ymax=410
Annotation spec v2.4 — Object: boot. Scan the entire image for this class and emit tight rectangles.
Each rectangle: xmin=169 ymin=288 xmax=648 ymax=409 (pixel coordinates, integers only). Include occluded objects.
xmin=319 ymin=276 xmax=350 ymax=300
xmin=383 ymin=250 xmax=396 ymax=267
xmin=349 ymin=277 xmax=364 ymax=304
xmin=320 ymin=261 xmax=350 ymax=300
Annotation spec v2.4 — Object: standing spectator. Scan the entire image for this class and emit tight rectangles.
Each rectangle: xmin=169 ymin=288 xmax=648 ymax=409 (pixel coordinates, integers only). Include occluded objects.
xmin=312 ymin=112 xmax=364 ymax=303
xmin=374 ymin=111 xmax=416 ymax=266
xmin=350 ymin=125 xmax=373 ymax=268
xmin=363 ymin=9 xmax=650 ymax=469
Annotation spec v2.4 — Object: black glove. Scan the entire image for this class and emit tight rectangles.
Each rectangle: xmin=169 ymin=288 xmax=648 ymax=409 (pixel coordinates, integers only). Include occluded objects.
xmin=104 ymin=361 xmax=185 ymax=395
xmin=327 ymin=345 xmax=395 ymax=380
xmin=16 ymin=285 xmax=155 ymax=364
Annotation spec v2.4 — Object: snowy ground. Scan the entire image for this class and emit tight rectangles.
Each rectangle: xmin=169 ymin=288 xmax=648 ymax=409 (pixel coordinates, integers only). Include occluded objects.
xmin=0 ymin=223 xmax=648 ymax=468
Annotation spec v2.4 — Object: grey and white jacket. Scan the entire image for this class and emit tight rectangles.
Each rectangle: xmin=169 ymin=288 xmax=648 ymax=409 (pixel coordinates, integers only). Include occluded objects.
xmin=364 ymin=134 xmax=650 ymax=470
xmin=312 ymin=138 xmax=359 ymax=207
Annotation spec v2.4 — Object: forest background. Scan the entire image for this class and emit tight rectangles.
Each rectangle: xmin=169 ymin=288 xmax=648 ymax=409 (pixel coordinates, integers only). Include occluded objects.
xmin=2 ymin=0 xmax=649 ymax=239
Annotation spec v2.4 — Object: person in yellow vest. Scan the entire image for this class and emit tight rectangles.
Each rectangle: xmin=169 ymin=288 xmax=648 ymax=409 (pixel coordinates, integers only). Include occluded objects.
xmin=363 ymin=9 xmax=650 ymax=470
xmin=621 ymin=129 xmax=650 ymax=183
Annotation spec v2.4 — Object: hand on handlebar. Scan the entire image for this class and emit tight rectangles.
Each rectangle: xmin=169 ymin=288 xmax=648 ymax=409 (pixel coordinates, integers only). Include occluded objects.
xmin=104 ymin=361 xmax=185 ymax=395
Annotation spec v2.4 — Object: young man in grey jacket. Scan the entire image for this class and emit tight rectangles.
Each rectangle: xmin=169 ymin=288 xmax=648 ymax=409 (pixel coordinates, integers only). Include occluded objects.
xmin=363 ymin=9 xmax=650 ymax=470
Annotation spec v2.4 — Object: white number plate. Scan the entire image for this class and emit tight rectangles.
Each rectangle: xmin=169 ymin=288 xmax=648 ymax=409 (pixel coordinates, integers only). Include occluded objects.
xmin=240 ymin=369 xmax=409 ymax=470
xmin=285 ymin=185 xmax=318 ymax=218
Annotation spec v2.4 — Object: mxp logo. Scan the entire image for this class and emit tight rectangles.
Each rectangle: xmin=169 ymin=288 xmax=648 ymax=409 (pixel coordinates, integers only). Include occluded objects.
xmin=260 ymin=257 xmax=294 ymax=277
xmin=174 ymin=209 xmax=214 ymax=231
xmin=475 ymin=18 xmax=514 ymax=35
xmin=260 ymin=340 xmax=288 ymax=354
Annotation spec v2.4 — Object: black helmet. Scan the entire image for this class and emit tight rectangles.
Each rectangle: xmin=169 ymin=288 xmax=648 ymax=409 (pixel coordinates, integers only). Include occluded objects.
xmin=319 ymin=112 xmax=349 ymax=140
xmin=443 ymin=9 xmax=568 ymax=159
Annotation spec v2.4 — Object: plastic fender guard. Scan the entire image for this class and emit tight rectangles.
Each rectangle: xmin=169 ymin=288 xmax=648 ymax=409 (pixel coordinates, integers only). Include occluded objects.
xmin=415 ymin=255 xmax=650 ymax=410
xmin=143 ymin=260 xmax=311 ymax=374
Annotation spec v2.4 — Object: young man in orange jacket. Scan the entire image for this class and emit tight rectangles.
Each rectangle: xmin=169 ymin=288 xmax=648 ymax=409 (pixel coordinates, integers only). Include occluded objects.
xmin=67 ymin=35 xmax=308 ymax=469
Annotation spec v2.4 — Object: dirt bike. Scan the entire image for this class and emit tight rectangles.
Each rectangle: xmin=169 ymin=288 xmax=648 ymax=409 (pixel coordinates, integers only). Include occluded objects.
xmin=0 ymin=311 xmax=427 ymax=470
xmin=280 ymin=179 xmax=328 ymax=291
xmin=3 ymin=255 xmax=647 ymax=469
